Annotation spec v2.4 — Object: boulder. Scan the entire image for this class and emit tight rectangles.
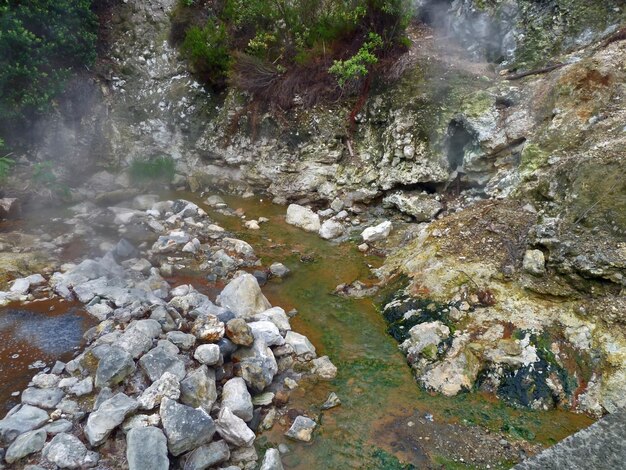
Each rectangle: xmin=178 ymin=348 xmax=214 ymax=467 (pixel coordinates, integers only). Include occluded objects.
xmin=285 ymin=416 xmax=316 ymax=442
xmin=94 ymin=346 xmax=136 ymax=388
xmin=225 ymin=318 xmax=255 ymax=346
xmin=232 ymin=340 xmax=278 ymax=392
xmin=139 ymin=345 xmax=186 ymax=382
xmin=180 ymin=366 xmax=217 ymax=413
xmin=269 ymin=263 xmax=290 ymax=278
xmin=311 ymin=356 xmax=338 ymax=380
xmin=21 ymin=387 xmax=64 ymax=409
xmin=248 ymin=321 xmax=285 ymax=347
xmin=221 ymin=377 xmax=253 ymax=422
xmin=42 ymin=433 xmax=88 ymax=469
xmin=5 ymin=428 xmax=46 ymax=464
xmin=183 ymin=440 xmax=230 ymax=470
xmin=253 ymin=307 xmax=291 ymax=334
xmin=400 ymin=321 xmax=450 ymax=359
xmin=523 ymin=249 xmax=546 ymax=276
xmin=215 ymin=407 xmax=255 ymax=447
xmin=85 ymin=393 xmax=139 ymax=446
xmin=361 ymin=221 xmax=392 ymax=242
xmin=285 ymin=204 xmax=321 ymax=232
xmin=137 ymin=372 xmax=180 ymax=410
xmin=127 ymin=426 xmax=169 ymax=470
xmin=260 ymin=448 xmax=285 ymax=470
xmin=191 ymin=314 xmax=225 ymax=342
xmin=318 ymin=219 xmax=344 ymax=240
xmin=0 ymin=405 xmax=49 ymax=445
xmin=383 ymin=192 xmax=443 ymax=221
xmin=166 ymin=331 xmax=196 ymax=350
xmin=285 ymin=331 xmax=317 ymax=359
xmin=160 ymin=398 xmax=216 ymax=456
xmin=216 ymin=273 xmax=271 ymax=320
xmin=0 ymin=198 xmax=21 ymax=219
xmin=194 ymin=344 xmax=222 ymax=365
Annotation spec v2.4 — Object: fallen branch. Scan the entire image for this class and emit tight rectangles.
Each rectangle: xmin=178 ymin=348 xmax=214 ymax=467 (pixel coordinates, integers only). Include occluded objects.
xmin=504 ymin=63 xmax=564 ymax=81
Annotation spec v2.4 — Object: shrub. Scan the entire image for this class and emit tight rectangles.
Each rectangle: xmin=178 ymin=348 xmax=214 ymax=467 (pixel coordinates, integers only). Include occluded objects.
xmin=0 ymin=0 xmax=98 ymax=122
xmin=129 ymin=156 xmax=176 ymax=183
xmin=329 ymin=32 xmax=383 ymax=87
xmin=0 ymin=139 xmax=13 ymax=182
xmin=181 ymin=18 xmax=231 ymax=87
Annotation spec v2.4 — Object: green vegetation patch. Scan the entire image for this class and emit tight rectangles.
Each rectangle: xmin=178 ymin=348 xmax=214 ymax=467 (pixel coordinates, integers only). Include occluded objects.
xmin=129 ymin=156 xmax=176 ymax=183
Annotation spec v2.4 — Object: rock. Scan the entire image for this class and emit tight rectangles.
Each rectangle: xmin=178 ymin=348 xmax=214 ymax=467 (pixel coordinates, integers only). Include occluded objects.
xmin=118 ymin=329 xmax=155 ymax=360
xmin=32 ymin=374 xmax=61 ymax=389
xmin=269 ymin=262 xmax=290 ymax=278
xmin=42 ymin=433 xmax=87 ymax=469
xmin=400 ymin=321 xmax=450 ymax=359
xmin=225 ymin=318 xmax=255 ymax=346
xmin=420 ymin=336 xmax=480 ymax=396
xmin=95 ymin=346 xmax=136 ymax=388
xmin=160 ymin=397 xmax=216 ymax=456
xmin=10 ymin=278 xmax=31 ymax=295
xmin=5 ymin=428 xmax=46 ymax=464
xmin=358 ymin=243 xmax=369 ymax=252
xmin=245 ymin=220 xmax=260 ymax=230
xmin=21 ymin=387 xmax=64 ymax=409
xmin=85 ymin=393 xmax=139 ymax=446
xmin=42 ymin=419 xmax=73 ymax=435
xmin=205 ymin=195 xmax=226 ymax=207
xmin=217 ymin=273 xmax=272 ymax=320
xmin=180 ymin=366 xmax=217 ymax=414
xmin=191 ymin=314 xmax=225 ymax=342
xmin=285 ymin=416 xmax=316 ymax=442
xmin=194 ymin=344 xmax=222 ymax=365
xmin=311 ymin=356 xmax=338 ymax=380
xmin=252 ymin=392 xmax=275 ymax=406
xmin=253 ymin=269 xmax=268 ymax=286
xmin=183 ymin=440 xmax=230 ymax=470
xmin=221 ymin=377 xmax=253 ymax=422
xmin=127 ymin=426 xmax=169 ymax=470
xmin=139 ymin=345 xmax=186 ymax=382
xmin=523 ymin=249 xmax=546 ymax=276
xmin=253 ymin=307 xmax=291 ymax=334
xmin=285 ymin=204 xmax=321 ymax=232
xmin=138 ymin=372 xmax=180 ymax=410
xmin=248 ymin=321 xmax=285 ymax=347
xmin=321 ymin=392 xmax=341 ymax=410
xmin=361 ymin=221 xmax=392 ymax=242
xmin=319 ymin=219 xmax=344 ymax=240
xmin=65 ymin=377 xmax=93 ymax=397
xmin=152 ymin=231 xmax=191 ymax=254
xmin=0 ymin=198 xmax=21 ymax=219
xmin=285 ymin=331 xmax=316 ymax=359
xmin=383 ymin=192 xmax=443 ymax=221
xmin=260 ymin=448 xmax=284 ymax=470
xmin=166 ymin=331 xmax=196 ymax=350
xmin=113 ymin=239 xmax=139 ymax=261
xmin=232 ymin=340 xmax=279 ymax=392
xmin=215 ymin=407 xmax=256 ymax=447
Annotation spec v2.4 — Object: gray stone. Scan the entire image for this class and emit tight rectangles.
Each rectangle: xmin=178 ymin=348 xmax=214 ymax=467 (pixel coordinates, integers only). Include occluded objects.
xmin=127 ymin=426 xmax=169 ymax=470
xmin=248 ymin=320 xmax=285 ymax=347
xmin=514 ymin=410 xmax=626 ymax=469
xmin=117 ymin=328 xmax=154 ymax=359
xmin=113 ymin=239 xmax=139 ymax=260
xmin=138 ymin=372 xmax=180 ymax=410
xmin=5 ymin=428 xmax=46 ymax=463
xmin=321 ymin=392 xmax=341 ymax=410
xmin=285 ymin=331 xmax=317 ymax=359
xmin=122 ymin=414 xmax=161 ymax=433
xmin=180 ymin=366 xmax=217 ymax=413
xmin=319 ymin=219 xmax=345 ymax=240
xmin=232 ymin=339 xmax=279 ymax=393
xmin=285 ymin=204 xmax=320 ymax=232
xmin=253 ymin=307 xmax=291 ymax=334
xmin=42 ymin=419 xmax=73 ymax=435
xmin=160 ymin=398 xmax=216 ymax=456
xmin=94 ymin=346 xmax=136 ymax=388
xmin=383 ymin=192 xmax=443 ymax=221
xmin=285 ymin=416 xmax=316 ymax=442
xmin=21 ymin=387 xmax=64 ymax=409
xmin=260 ymin=448 xmax=284 ymax=470
xmin=139 ymin=345 xmax=186 ymax=382
xmin=216 ymin=273 xmax=272 ymax=320
xmin=166 ymin=331 xmax=196 ymax=350
xmin=85 ymin=393 xmax=139 ymax=446
xmin=311 ymin=356 xmax=338 ymax=380
xmin=523 ymin=249 xmax=546 ymax=276
xmin=42 ymin=433 xmax=87 ymax=469
xmin=10 ymin=277 xmax=31 ymax=295
xmin=83 ymin=450 xmax=100 ymax=468
xmin=32 ymin=374 xmax=60 ymax=389
xmin=215 ymin=407 xmax=255 ymax=447
xmin=183 ymin=440 xmax=230 ymax=470
xmin=221 ymin=377 xmax=253 ymax=422
xmin=66 ymin=377 xmax=93 ymax=397
xmin=361 ymin=221 xmax=392 ymax=242
xmin=194 ymin=344 xmax=222 ymax=365
xmin=269 ymin=263 xmax=290 ymax=278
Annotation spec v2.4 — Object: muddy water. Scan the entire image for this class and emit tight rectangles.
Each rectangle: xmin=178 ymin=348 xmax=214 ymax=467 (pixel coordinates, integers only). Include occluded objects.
xmin=172 ymin=192 xmax=594 ymax=469
xmin=0 ymin=299 xmax=95 ymax=412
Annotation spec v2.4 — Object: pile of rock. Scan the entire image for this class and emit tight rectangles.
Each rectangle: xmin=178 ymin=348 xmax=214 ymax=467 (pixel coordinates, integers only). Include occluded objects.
xmin=0 ymin=197 xmax=337 ymax=469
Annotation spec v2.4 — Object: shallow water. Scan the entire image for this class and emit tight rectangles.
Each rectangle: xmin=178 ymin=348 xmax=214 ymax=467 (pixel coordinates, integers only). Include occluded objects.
xmin=173 ymin=192 xmax=594 ymax=469
xmin=0 ymin=299 xmax=94 ymax=412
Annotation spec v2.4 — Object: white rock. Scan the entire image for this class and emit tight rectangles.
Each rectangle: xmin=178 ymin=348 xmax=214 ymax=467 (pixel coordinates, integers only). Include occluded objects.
xmin=361 ymin=221 xmax=392 ymax=242
xmin=319 ymin=219 xmax=344 ymax=240
xmin=285 ymin=204 xmax=320 ymax=232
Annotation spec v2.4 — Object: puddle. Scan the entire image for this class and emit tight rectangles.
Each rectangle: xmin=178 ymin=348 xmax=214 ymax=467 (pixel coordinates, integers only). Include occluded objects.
xmin=0 ymin=299 xmax=95 ymax=412
xmin=168 ymin=192 xmax=594 ymax=468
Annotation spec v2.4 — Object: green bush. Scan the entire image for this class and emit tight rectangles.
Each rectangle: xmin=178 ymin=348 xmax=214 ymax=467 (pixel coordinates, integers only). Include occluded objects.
xmin=329 ymin=32 xmax=383 ymax=87
xmin=0 ymin=0 xmax=98 ymax=122
xmin=0 ymin=139 xmax=13 ymax=182
xmin=129 ymin=156 xmax=176 ymax=183
xmin=181 ymin=19 xmax=231 ymax=86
